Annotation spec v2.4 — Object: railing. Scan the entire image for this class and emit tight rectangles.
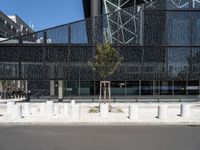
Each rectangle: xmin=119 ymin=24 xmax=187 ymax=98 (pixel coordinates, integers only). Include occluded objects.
xmin=1 ymin=2 xmax=200 ymax=46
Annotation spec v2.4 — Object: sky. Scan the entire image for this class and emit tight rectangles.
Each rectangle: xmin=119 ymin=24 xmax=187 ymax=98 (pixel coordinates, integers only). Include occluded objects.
xmin=0 ymin=0 xmax=84 ymax=31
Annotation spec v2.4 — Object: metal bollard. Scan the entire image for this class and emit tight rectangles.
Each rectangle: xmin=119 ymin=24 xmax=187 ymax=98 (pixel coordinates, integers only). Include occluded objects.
xmin=71 ymin=104 xmax=80 ymax=120
xmin=158 ymin=105 xmax=168 ymax=120
xmin=7 ymin=102 xmax=15 ymax=114
xmin=23 ymin=103 xmax=30 ymax=117
xmin=181 ymin=104 xmax=191 ymax=118
xmin=46 ymin=101 xmax=54 ymax=118
xmin=129 ymin=104 xmax=138 ymax=120
xmin=100 ymin=104 xmax=108 ymax=118
xmin=11 ymin=104 xmax=22 ymax=119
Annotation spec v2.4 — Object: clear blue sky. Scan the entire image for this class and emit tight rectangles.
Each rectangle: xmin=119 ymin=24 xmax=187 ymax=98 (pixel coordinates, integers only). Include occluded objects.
xmin=0 ymin=0 xmax=84 ymax=31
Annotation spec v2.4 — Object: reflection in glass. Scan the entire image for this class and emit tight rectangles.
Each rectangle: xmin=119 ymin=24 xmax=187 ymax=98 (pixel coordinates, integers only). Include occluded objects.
xmin=80 ymin=81 xmax=94 ymax=96
xmin=141 ymin=81 xmax=153 ymax=95
xmin=160 ymin=81 xmax=173 ymax=95
xmin=174 ymin=81 xmax=186 ymax=95
xmin=65 ymin=81 xmax=79 ymax=96
xmin=187 ymin=81 xmax=199 ymax=95
xmin=126 ymin=81 xmax=139 ymax=95
xmin=111 ymin=81 xmax=125 ymax=95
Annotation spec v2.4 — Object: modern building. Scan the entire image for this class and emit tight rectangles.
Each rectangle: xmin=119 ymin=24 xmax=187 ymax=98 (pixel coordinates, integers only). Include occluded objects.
xmin=0 ymin=11 xmax=33 ymax=98
xmin=1 ymin=0 xmax=200 ymax=101
xmin=0 ymin=11 xmax=34 ymax=40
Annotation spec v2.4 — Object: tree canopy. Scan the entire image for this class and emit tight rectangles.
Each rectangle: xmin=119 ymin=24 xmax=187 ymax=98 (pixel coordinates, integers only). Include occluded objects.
xmin=90 ymin=43 xmax=123 ymax=80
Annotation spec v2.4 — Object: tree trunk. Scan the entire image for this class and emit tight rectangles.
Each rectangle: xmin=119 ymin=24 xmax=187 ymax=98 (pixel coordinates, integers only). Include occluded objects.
xmin=108 ymin=81 xmax=112 ymax=112
xmin=99 ymin=81 xmax=112 ymax=111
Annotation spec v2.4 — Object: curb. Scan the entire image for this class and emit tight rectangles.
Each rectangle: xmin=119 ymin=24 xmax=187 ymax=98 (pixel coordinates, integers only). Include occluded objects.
xmin=0 ymin=121 xmax=200 ymax=126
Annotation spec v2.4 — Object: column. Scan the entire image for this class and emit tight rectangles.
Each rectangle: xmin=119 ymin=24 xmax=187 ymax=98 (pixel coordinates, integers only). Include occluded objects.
xmin=90 ymin=0 xmax=100 ymax=17
xmin=139 ymin=5 xmax=144 ymax=46
xmin=90 ymin=0 xmax=100 ymax=44
xmin=17 ymin=80 xmax=21 ymax=89
xmin=139 ymin=80 xmax=142 ymax=96
xmin=50 ymin=80 xmax=55 ymax=97
xmin=58 ymin=80 xmax=63 ymax=102
xmin=0 ymin=80 xmax=2 ymax=99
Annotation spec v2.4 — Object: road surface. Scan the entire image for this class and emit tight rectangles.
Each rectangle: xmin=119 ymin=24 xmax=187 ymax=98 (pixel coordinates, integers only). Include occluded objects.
xmin=0 ymin=125 xmax=199 ymax=150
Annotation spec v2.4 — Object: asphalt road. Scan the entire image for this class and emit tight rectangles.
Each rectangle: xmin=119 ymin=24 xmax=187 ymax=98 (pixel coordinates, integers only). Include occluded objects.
xmin=0 ymin=125 xmax=199 ymax=150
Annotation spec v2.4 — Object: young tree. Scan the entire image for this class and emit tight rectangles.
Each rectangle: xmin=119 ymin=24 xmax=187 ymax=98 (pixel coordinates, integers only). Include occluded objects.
xmin=90 ymin=43 xmax=123 ymax=110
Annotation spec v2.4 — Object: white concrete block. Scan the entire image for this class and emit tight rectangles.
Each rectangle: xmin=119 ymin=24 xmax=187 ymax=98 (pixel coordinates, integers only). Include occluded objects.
xmin=23 ymin=103 xmax=30 ymax=117
xmin=71 ymin=104 xmax=80 ymax=120
xmin=100 ymin=104 xmax=108 ymax=118
xmin=64 ymin=103 xmax=70 ymax=115
xmin=71 ymin=100 xmax=75 ymax=106
xmin=181 ymin=104 xmax=191 ymax=118
xmin=39 ymin=103 xmax=45 ymax=116
xmin=129 ymin=104 xmax=138 ymax=120
xmin=46 ymin=101 xmax=54 ymax=118
xmin=11 ymin=104 xmax=22 ymax=119
xmin=54 ymin=104 xmax=60 ymax=116
xmin=7 ymin=102 xmax=15 ymax=114
xmin=158 ymin=105 xmax=168 ymax=120
xmin=31 ymin=107 xmax=39 ymax=115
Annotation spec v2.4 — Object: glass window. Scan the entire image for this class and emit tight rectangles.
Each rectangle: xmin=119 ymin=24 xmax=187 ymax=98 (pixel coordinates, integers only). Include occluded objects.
xmin=174 ymin=81 xmax=186 ymax=95
xmin=80 ymin=81 xmax=94 ymax=96
xmin=0 ymin=17 xmax=4 ymax=26
xmin=65 ymin=81 xmax=79 ymax=96
xmin=111 ymin=81 xmax=125 ymax=96
xmin=160 ymin=81 xmax=173 ymax=95
xmin=141 ymin=81 xmax=153 ymax=95
xmin=187 ymin=81 xmax=199 ymax=95
xmin=126 ymin=81 xmax=139 ymax=95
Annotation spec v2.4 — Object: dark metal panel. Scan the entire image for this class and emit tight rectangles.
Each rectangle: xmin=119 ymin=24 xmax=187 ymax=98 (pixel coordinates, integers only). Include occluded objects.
xmin=0 ymin=45 xmax=200 ymax=81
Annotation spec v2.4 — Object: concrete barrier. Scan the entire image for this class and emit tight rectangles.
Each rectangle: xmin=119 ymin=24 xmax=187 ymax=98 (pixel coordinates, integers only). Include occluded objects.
xmin=39 ymin=103 xmax=45 ymax=116
xmin=158 ymin=105 xmax=168 ymax=119
xmin=71 ymin=104 xmax=80 ymax=120
xmin=70 ymin=100 xmax=76 ymax=115
xmin=64 ymin=103 xmax=69 ymax=116
xmin=11 ymin=104 xmax=22 ymax=119
xmin=100 ymin=104 xmax=108 ymax=118
xmin=71 ymin=100 xmax=75 ymax=106
xmin=54 ymin=104 xmax=60 ymax=116
xmin=7 ymin=102 xmax=15 ymax=114
xmin=0 ymin=98 xmax=25 ymax=103
xmin=129 ymin=104 xmax=138 ymax=120
xmin=23 ymin=103 xmax=30 ymax=117
xmin=46 ymin=101 xmax=54 ymax=118
xmin=181 ymin=104 xmax=191 ymax=118
xmin=31 ymin=106 xmax=39 ymax=115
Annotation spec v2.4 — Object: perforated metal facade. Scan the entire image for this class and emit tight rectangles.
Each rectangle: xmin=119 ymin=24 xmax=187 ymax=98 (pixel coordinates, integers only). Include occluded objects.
xmin=1 ymin=0 xmax=200 ymax=99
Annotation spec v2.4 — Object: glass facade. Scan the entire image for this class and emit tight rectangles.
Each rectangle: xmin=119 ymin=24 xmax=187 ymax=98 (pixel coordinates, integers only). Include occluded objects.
xmin=24 ymin=80 xmax=200 ymax=98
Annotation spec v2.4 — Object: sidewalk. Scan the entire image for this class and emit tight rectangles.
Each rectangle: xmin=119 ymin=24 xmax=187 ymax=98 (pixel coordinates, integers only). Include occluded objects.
xmin=0 ymin=102 xmax=200 ymax=125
